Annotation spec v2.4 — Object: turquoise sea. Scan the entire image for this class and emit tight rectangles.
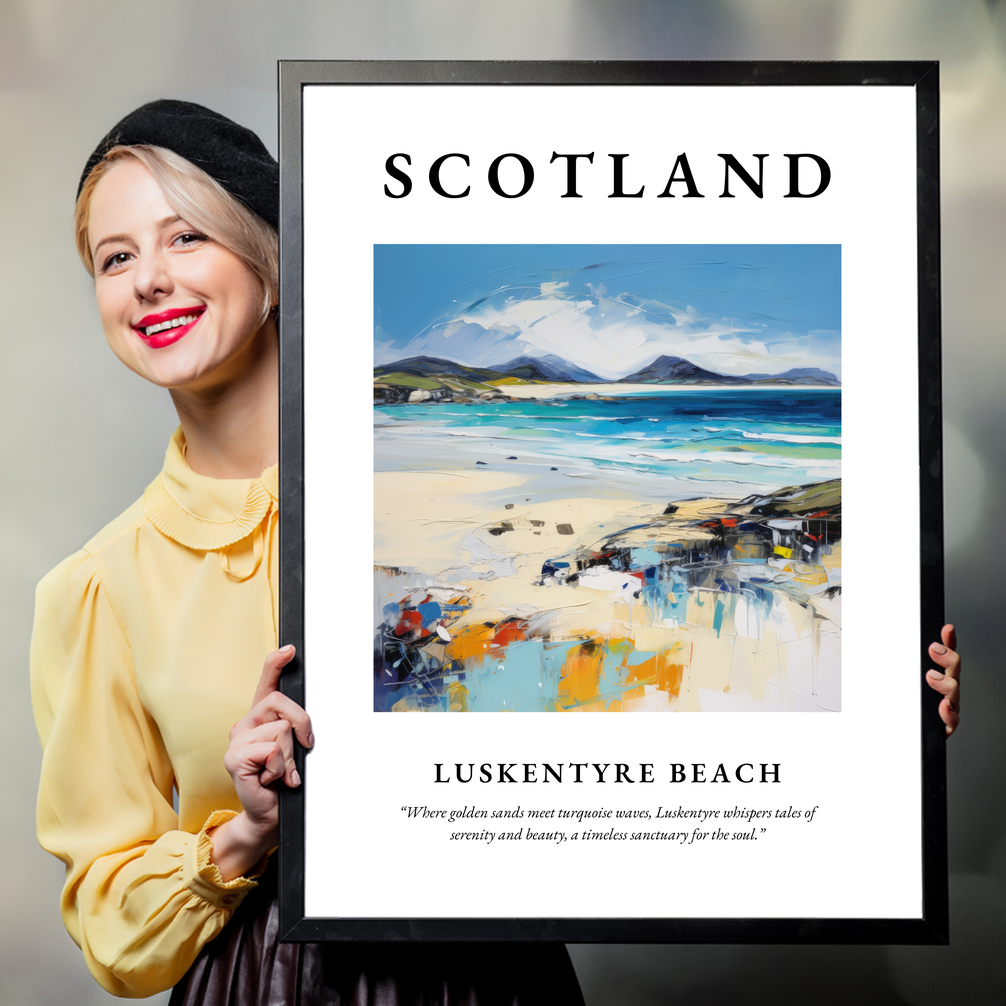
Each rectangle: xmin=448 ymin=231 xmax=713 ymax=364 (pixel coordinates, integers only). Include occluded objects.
xmin=374 ymin=388 xmax=841 ymax=501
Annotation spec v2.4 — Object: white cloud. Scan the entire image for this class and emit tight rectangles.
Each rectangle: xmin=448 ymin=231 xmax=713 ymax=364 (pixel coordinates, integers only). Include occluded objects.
xmin=377 ymin=289 xmax=841 ymax=380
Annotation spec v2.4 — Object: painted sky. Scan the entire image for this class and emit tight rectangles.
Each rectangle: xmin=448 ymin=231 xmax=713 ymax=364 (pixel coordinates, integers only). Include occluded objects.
xmin=374 ymin=244 xmax=841 ymax=381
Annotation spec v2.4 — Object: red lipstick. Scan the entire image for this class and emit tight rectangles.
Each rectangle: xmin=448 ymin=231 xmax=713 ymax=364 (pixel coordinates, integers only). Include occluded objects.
xmin=132 ymin=306 xmax=205 ymax=349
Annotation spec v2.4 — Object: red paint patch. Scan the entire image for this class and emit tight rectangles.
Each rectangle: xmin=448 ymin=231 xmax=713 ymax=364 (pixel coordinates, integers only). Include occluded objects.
xmin=394 ymin=610 xmax=423 ymax=636
xmin=492 ymin=620 xmax=528 ymax=647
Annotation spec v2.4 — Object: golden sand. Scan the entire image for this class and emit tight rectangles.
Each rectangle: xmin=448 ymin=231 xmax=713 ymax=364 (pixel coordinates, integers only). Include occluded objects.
xmin=374 ymin=469 xmax=841 ymax=712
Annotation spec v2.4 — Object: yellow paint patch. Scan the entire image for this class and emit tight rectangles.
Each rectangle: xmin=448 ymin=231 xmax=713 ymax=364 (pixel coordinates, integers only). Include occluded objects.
xmin=792 ymin=567 xmax=829 ymax=586
xmin=558 ymin=640 xmax=606 ymax=711
xmin=448 ymin=681 xmax=469 ymax=712
xmin=446 ymin=622 xmax=496 ymax=662
xmin=630 ymin=652 xmax=686 ymax=698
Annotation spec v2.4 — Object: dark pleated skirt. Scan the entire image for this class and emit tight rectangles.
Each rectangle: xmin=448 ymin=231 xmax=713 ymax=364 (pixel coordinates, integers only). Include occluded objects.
xmin=169 ymin=869 xmax=585 ymax=1006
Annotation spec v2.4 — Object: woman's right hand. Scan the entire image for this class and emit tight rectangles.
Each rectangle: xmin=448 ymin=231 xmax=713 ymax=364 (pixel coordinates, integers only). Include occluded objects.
xmin=209 ymin=645 xmax=314 ymax=881
xmin=926 ymin=624 xmax=961 ymax=737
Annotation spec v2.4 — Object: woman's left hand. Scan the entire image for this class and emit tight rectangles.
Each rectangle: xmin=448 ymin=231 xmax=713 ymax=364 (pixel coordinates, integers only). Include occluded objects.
xmin=926 ymin=624 xmax=961 ymax=737
xmin=209 ymin=645 xmax=313 ymax=881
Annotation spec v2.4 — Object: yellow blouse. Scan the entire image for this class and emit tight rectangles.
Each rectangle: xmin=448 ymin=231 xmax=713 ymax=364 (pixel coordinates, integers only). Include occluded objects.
xmin=31 ymin=428 xmax=279 ymax=998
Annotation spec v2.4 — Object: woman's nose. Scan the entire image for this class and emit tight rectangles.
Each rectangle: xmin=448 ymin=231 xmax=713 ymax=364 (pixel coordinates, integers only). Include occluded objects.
xmin=133 ymin=249 xmax=173 ymax=302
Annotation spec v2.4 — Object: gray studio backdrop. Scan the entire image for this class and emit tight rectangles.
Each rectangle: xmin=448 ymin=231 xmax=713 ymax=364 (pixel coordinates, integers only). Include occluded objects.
xmin=2 ymin=2 xmax=1003 ymax=1003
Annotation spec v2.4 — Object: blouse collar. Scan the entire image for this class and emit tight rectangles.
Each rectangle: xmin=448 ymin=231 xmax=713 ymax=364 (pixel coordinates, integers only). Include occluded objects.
xmin=143 ymin=428 xmax=278 ymax=551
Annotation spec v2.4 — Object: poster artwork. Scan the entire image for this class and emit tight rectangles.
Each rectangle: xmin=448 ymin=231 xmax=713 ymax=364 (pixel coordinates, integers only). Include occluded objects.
xmin=289 ymin=65 xmax=941 ymax=940
xmin=373 ymin=243 xmax=841 ymax=714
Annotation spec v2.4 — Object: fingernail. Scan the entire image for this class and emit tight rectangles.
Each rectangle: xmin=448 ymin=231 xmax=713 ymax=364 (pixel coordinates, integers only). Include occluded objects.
xmin=292 ymin=768 xmax=301 ymax=787
xmin=280 ymin=644 xmax=295 ymax=654
xmin=931 ymin=643 xmax=947 ymax=655
xmin=306 ymin=732 xmax=315 ymax=748
xmin=928 ymin=669 xmax=944 ymax=680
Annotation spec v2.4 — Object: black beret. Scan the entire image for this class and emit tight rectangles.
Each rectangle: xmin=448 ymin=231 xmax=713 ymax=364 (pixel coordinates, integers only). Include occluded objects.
xmin=78 ymin=99 xmax=278 ymax=228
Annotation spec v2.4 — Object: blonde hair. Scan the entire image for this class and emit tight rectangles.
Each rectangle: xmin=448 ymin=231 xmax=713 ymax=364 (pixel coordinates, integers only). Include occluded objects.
xmin=75 ymin=145 xmax=278 ymax=322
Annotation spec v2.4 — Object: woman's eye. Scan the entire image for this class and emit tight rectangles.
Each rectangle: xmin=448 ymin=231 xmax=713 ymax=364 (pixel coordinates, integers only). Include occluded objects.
xmin=173 ymin=231 xmax=208 ymax=248
xmin=101 ymin=251 xmax=131 ymax=273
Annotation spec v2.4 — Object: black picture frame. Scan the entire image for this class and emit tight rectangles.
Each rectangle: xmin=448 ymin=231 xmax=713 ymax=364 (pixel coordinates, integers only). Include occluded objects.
xmin=277 ymin=60 xmax=945 ymax=944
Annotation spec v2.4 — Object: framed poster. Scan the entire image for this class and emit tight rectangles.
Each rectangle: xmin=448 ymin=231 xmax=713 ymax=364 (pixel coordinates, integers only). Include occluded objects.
xmin=277 ymin=61 xmax=946 ymax=943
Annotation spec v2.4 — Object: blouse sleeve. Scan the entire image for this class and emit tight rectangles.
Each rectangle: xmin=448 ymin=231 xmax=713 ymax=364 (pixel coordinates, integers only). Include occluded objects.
xmin=31 ymin=549 xmax=262 ymax=998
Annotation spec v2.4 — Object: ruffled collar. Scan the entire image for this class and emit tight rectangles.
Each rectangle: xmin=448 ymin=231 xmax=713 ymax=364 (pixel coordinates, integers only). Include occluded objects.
xmin=143 ymin=428 xmax=278 ymax=551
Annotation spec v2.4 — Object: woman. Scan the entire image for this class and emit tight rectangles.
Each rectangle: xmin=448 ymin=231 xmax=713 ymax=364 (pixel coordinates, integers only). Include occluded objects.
xmin=31 ymin=100 xmax=586 ymax=1003
xmin=33 ymin=99 xmax=963 ymax=1003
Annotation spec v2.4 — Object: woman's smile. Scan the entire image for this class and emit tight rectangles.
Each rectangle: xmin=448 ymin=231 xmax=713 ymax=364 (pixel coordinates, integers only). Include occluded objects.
xmin=133 ymin=305 xmax=207 ymax=347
